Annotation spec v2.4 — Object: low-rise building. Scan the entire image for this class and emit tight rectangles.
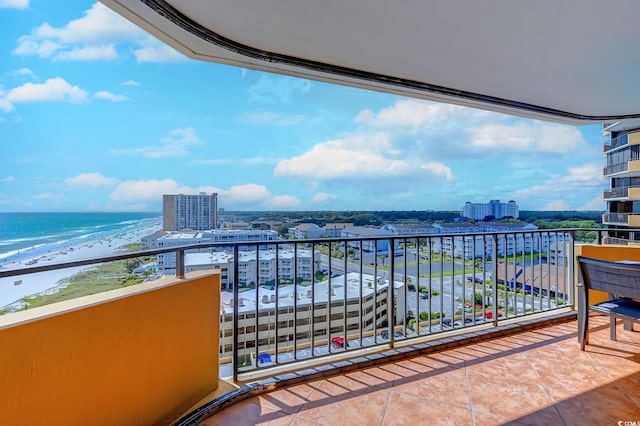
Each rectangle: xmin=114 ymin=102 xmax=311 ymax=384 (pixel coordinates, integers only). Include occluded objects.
xmin=288 ymin=223 xmax=325 ymax=239
xmin=219 ymin=272 xmax=405 ymax=360
xmin=157 ymin=229 xmax=278 ymax=273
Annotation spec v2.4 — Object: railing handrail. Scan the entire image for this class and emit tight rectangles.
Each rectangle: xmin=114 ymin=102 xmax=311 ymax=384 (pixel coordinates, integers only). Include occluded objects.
xmin=3 ymin=227 xmax=618 ymax=380
xmin=0 ymin=227 xmax=612 ymax=279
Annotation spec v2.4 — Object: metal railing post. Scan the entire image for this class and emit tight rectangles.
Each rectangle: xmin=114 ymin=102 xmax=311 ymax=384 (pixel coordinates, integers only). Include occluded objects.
xmin=389 ymin=240 xmax=395 ymax=348
xmin=567 ymin=231 xmax=576 ymax=309
xmin=491 ymin=235 xmax=498 ymax=326
xmin=232 ymin=245 xmax=239 ymax=383
xmin=176 ymin=249 xmax=185 ymax=278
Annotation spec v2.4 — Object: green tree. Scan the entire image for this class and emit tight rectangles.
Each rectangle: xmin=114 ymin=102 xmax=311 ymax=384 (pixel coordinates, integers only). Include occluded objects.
xmin=408 ymin=318 xmax=417 ymax=331
xmin=474 ymin=292 xmax=484 ymax=307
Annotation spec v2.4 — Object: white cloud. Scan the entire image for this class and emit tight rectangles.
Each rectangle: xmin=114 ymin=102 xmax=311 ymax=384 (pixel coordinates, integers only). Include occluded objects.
xmin=264 ymin=195 xmax=301 ymax=209
xmin=420 ymin=163 xmax=455 ymax=181
xmin=13 ymin=38 xmax=60 ymax=57
xmin=352 ymin=99 xmax=586 ymax=162
xmin=108 ymin=179 xmax=293 ymax=210
xmin=121 ymin=80 xmax=139 ymax=86
xmin=13 ymin=2 xmax=184 ymax=63
xmin=470 ymin=121 xmax=586 ymax=153
xmin=3 ymin=78 xmax=87 ymax=109
xmin=13 ymin=68 xmax=35 ymax=78
xmin=110 ymin=179 xmax=192 ymax=202
xmin=578 ymin=196 xmax=605 ymax=211
xmin=54 ymin=45 xmax=118 ymax=61
xmin=33 ymin=3 xmax=142 ymax=44
xmin=274 ymin=133 xmax=454 ymax=182
xmin=312 ymin=192 xmax=337 ymax=203
xmin=355 ymin=99 xmax=504 ymax=128
xmin=511 ymin=163 xmax=605 ymax=209
xmin=132 ymin=43 xmax=187 ymax=63
xmin=219 ymin=184 xmax=271 ymax=206
xmin=94 ymin=91 xmax=129 ymax=102
xmin=1 ymin=176 xmax=15 ymax=183
xmin=64 ymin=172 xmax=117 ymax=188
xmin=0 ymin=99 xmax=14 ymax=112
xmin=111 ymin=127 xmax=203 ymax=158
xmin=0 ymin=0 xmax=28 ymax=9
xmin=248 ymin=75 xmax=313 ymax=104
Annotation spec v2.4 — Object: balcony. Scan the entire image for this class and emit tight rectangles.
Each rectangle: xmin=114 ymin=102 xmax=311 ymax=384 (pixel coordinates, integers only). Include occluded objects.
xmin=193 ymin=315 xmax=640 ymax=425
xmin=602 ymin=187 xmax=640 ymax=200
xmin=603 ymin=160 xmax=640 ymax=178
xmin=603 ymin=133 xmax=629 ymax=153
xmin=602 ymin=213 xmax=640 ymax=226
xmin=1 ymin=230 xmax=639 ymax=424
xmin=603 ymin=187 xmax=629 ymax=200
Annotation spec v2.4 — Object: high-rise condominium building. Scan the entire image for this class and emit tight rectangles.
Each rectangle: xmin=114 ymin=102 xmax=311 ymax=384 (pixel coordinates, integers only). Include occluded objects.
xmin=602 ymin=121 xmax=640 ymax=244
xmin=462 ymin=200 xmax=519 ymax=221
xmin=163 ymin=192 xmax=218 ymax=231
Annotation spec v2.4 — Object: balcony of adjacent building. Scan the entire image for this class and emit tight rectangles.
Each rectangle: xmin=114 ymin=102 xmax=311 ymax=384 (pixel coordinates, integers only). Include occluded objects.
xmin=603 ymin=133 xmax=630 ymax=153
xmin=603 ymin=200 xmax=640 ymax=226
xmin=601 ymin=212 xmax=640 ymax=227
xmin=603 ymin=131 xmax=640 ymax=153
xmin=603 ymin=159 xmax=640 ymax=178
xmin=603 ymin=184 xmax=640 ymax=201
xmin=2 ymin=230 xmax=640 ymax=424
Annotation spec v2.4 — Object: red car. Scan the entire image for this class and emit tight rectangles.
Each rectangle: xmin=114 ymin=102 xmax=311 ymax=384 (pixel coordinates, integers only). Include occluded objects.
xmin=485 ymin=311 xmax=504 ymax=319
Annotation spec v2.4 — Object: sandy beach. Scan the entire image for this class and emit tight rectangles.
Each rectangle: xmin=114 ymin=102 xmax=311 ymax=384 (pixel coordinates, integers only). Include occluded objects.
xmin=0 ymin=219 xmax=162 ymax=309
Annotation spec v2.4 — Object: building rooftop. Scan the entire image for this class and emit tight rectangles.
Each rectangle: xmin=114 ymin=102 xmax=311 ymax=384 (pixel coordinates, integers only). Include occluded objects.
xmin=220 ymin=272 xmax=402 ymax=316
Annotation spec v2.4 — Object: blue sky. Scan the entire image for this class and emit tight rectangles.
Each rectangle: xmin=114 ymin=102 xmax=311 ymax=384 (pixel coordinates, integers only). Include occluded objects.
xmin=0 ymin=1 xmax=606 ymax=213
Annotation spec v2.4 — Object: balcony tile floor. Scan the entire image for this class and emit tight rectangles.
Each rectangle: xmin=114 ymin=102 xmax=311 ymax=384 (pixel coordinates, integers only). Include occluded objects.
xmin=204 ymin=316 xmax=640 ymax=425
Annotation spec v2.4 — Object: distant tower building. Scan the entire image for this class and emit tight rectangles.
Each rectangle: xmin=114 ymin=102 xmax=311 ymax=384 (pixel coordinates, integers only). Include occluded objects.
xmin=163 ymin=192 xmax=218 ymax=231
xmin=462 ymin=200 xmax=519 ymax=220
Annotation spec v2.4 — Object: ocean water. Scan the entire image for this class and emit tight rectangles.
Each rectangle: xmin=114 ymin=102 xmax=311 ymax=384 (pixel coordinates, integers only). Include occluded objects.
xmin=0 ymin=212 xmax=161 ymax=260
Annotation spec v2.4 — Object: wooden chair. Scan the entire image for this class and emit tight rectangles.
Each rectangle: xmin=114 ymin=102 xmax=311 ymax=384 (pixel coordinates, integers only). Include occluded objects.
xmin=577 ymin=256 xmax=640 ymax=351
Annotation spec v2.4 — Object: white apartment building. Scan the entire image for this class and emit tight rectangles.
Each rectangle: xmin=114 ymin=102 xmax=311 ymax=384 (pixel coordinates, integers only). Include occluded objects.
xmin=156 ymin=229 xmax=278 ymax=273
xmin=288 ymin=223 xmax=325 ymax=239
xmin=184 ymin=249 xmax=313 ymax=290
xmin=340 ymin=226 xmax=395 ymax=252
xmin=462 ymin=200 xmax=519 ymax=220
xmin=432 ymin=222 xmax=542 ymax=259
xmin=235 ymin=249 xmax=313 ymax=287
xmin=382 ymin=223 xmax=438 ymax=236
xmin=219 ymin=272 xmax=406 ymax=360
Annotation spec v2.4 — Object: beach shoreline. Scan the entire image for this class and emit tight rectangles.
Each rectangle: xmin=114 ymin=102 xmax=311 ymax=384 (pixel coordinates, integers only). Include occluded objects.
xmin=0 ymin=218 xmax=162 ymax=309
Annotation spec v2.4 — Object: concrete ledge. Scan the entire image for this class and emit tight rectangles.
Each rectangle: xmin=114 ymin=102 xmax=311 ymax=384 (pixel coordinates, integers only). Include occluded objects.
xmin=0 ymin=270 xmax=221 ymax=426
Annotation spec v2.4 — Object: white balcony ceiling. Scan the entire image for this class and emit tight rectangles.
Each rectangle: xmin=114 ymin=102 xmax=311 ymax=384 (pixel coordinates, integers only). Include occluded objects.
xmin=101 ymin=0 xmax=640 ymax=125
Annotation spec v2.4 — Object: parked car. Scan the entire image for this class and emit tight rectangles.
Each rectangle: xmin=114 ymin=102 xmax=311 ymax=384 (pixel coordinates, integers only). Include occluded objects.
xmin=420 ymin=293 xmax=429 ymax=299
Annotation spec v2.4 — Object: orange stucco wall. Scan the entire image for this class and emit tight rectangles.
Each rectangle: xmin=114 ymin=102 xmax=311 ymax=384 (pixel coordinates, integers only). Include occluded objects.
xmin=0 ymin=270 xmax=220 ymax=425
xmin=576 ymin=244 xmax=640 ymax=304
